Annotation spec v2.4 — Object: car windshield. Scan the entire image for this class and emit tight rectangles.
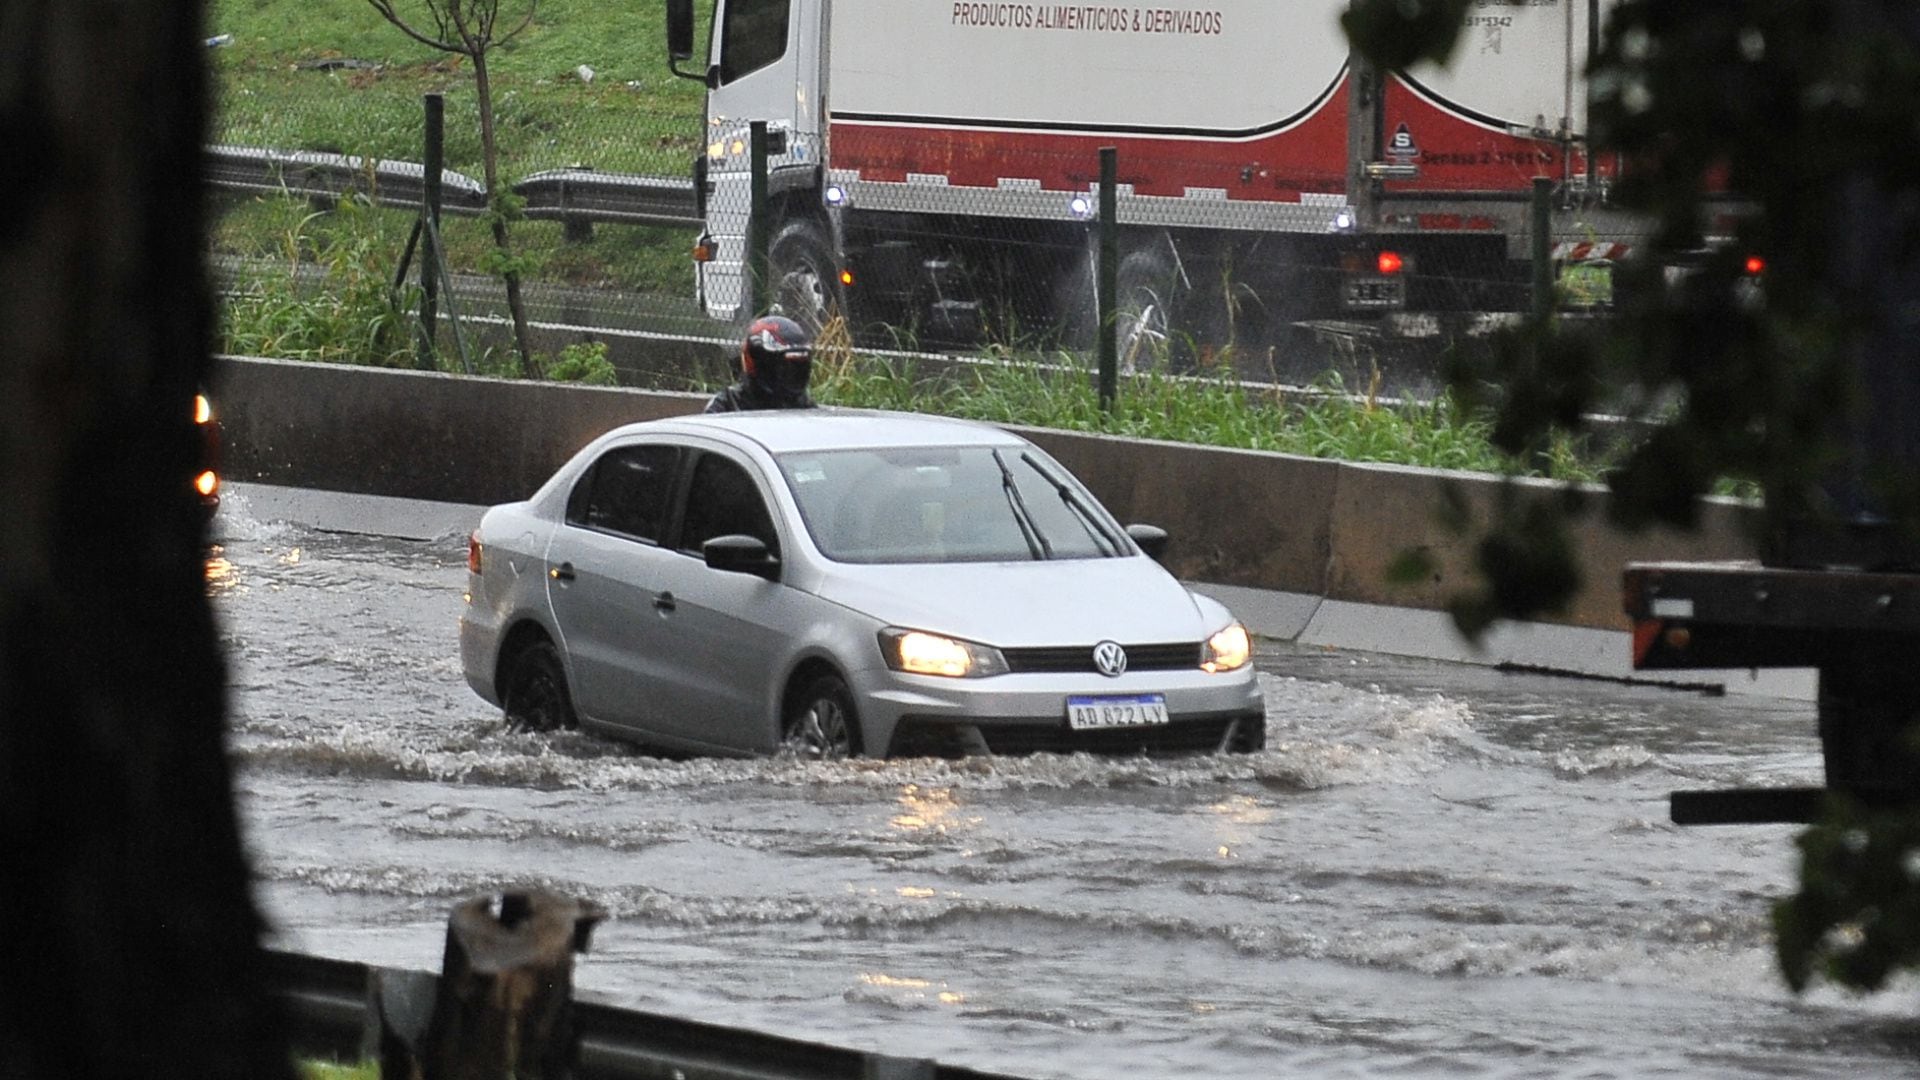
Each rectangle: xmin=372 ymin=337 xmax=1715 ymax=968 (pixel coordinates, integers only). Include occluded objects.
xmin=777 ymin=446 xmax=1126 ymax=564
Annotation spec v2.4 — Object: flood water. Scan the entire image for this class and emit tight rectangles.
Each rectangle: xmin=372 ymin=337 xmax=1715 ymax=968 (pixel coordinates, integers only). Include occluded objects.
xmin=209 ymin=488 xmax=1920 ymax=1079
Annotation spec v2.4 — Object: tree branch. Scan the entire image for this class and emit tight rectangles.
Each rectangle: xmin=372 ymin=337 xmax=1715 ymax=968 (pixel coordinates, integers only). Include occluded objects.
xmin=364 ymin=0 xmax=468 ymax=56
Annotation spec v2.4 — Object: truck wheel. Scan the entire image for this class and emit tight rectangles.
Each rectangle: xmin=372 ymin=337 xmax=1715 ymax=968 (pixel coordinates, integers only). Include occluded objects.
xmin=768 ymin=221 xmax=841 ymax=336
xmin=1058 ymin=244 xmax=1190 ymax=371
xmin=1114 ymin=249 xmax=1180 ymax=374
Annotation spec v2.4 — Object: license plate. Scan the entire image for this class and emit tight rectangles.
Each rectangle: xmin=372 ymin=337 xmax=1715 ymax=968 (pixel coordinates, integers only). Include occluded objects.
xmin=1344 ymin=276 xmax=1405 ymax=309
xmin=1067 ymin=694 xmax=1170 ymax=730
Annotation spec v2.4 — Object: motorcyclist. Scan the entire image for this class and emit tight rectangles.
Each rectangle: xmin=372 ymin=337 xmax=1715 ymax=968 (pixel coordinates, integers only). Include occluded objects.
xmin=705 ymin=314 xmax=817 ymax=412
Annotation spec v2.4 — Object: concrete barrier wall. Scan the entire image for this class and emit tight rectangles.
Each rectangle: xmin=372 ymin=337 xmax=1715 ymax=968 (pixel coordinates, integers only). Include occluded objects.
xmin=216 ymin=357 xmax=708 ymax=506
xmin=213 ymin=355 xmax=1759 ymax=633
xmin=1320 ymin=460 xmax=1758 ymax=628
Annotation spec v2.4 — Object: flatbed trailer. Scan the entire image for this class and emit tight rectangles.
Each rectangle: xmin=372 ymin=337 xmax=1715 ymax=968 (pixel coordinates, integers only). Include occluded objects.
xmin=1624 ymin=560 xmax=1920 ymax=824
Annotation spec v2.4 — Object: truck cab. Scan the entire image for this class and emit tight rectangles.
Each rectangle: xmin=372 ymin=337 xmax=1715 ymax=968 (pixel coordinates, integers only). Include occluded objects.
xmin=669 ymin=0 xmax=835 ymax=327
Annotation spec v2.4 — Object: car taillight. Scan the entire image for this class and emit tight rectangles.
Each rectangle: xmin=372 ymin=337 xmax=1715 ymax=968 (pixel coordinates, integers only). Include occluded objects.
xmin=193 ymin=393 xmax=220 ymax=509
xmin=467 ymin=531 xmax=483 ymax=574
xmin=1376 ymin=250 xmax=1406 ymax=275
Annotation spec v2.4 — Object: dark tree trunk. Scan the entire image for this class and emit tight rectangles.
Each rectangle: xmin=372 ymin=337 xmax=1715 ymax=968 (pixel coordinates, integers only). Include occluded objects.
xmin=0 ymin=3 xmax=293 ymax=1078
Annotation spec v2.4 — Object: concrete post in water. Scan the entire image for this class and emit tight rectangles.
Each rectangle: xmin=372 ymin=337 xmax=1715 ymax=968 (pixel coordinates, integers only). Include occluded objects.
xmin=1097 ymin=146 xmax=1118 ymax=411
xmin=380 ymin=889 xmax=606 ymax=1080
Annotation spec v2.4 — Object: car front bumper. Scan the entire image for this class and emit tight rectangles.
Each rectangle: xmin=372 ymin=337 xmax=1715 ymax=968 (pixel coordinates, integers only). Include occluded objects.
xmin=849 ymin=665 xmax=1266 ymax=758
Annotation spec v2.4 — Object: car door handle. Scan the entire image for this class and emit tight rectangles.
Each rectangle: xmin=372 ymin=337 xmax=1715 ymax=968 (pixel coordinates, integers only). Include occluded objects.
xmin=653 ymin=592 xmax=676 ymax=612
xmin=550 ymin=562 xmax=576 ymax=582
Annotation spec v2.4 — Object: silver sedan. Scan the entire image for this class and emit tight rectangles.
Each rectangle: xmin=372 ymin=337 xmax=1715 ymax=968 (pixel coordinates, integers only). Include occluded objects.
xmin=459 ymin=409 xmax=1265 ymax=758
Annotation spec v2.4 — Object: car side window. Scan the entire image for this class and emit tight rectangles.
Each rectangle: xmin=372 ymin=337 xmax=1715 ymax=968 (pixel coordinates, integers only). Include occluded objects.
xmin=567 ymin=444 xmax=681 ymax=543
xmin=679 ymin=452 xmax=778 ymax=558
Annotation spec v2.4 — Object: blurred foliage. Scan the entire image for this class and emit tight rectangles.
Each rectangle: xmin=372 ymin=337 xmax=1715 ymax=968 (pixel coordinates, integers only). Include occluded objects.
xmin=1346 ymin=0 xmax=1920 ymax=996
xmin=1775 ymin=799 xmax=1920 ymax=993
xmin=544 ymin=339 xmax=618 ymax=385
xmin=1350 ymin=0 xmax=1920 ymax=627
xmin=299 ymin=1061 xmax=377 ymax=1080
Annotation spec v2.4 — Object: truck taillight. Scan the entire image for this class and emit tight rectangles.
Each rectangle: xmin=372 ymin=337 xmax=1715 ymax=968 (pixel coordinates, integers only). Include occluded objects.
xmin=1376 ymin=250 xmax=1406 ymax=275
xmin=1630 ymin=618 xmax=1661 ymax=668
xmin=467 ymin=531 xmax=483 ymax=574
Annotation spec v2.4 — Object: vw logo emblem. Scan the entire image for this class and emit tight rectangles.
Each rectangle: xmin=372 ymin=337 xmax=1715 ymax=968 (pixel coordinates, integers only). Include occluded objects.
xmin=1092 ymin=640 xmax=1128 ymax=677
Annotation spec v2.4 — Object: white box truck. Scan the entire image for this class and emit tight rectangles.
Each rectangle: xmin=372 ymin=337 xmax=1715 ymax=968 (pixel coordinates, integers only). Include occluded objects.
xmin=663 ymin=0 xmax=1647 ymax=356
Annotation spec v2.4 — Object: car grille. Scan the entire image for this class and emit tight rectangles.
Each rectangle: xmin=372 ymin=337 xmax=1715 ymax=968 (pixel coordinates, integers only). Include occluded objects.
xmin=1001 ymin=641 xmax=1202 ymax=674
xmin=888 ymin=713 xmax=1263 ymax=758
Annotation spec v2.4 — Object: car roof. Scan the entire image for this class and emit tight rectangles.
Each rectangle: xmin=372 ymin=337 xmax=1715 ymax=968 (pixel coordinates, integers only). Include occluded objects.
xmin=628 ymin=408 xmax=1032 ymax=455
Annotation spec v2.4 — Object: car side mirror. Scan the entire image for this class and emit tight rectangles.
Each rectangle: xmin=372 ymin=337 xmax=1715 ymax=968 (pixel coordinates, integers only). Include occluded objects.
xmin=704 ymin=534 xmax=781 ymax=581
xmin=1126 ymin=523 xmax=1169 ymax=561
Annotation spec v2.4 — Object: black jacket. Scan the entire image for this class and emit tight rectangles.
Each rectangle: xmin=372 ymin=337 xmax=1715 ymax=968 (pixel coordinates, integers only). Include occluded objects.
xmin=703 ymin=383 xmax=817 ymax=413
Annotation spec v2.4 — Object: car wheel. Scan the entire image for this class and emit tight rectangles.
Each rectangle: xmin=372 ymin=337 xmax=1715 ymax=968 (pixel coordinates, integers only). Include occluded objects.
xmin=784 ymin=673 xmax=861 ymax=760
xmin=502 ymin=638 xmax=578 ymax=732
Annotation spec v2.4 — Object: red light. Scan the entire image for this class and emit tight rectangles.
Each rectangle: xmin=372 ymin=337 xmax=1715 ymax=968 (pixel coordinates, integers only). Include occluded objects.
xmin=1376 ymin=251 xmax=1405 ymax=275
xmin=1744 ymin=255 xmax=1765 ymax=275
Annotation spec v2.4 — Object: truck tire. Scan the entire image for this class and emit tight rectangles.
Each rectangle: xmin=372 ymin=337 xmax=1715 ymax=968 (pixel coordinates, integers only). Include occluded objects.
xmin=1058 ymin=243 xmax=1191 ymax=372
xmin=1114 ymin=249 xmax=1181 ymax=374
xmin=768 ymin=221 xmax=842 ymax=336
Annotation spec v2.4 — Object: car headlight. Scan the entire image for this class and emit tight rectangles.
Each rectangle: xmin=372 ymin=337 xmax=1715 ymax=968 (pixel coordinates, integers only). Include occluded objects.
xmin=1201 ymin=622 xmax=1251 ymax=673
xmin=879 ymin=628 xmax=1009 ymax=678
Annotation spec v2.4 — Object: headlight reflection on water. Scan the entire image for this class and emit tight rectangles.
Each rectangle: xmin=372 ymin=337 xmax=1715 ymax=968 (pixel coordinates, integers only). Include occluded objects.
xmin=204 ymin=546 xmax=240 ymax=595
xmin=890 ymin=784 xmax=978 ymax=835
xmin=858 ymin=972 xmax=966 ymax=1006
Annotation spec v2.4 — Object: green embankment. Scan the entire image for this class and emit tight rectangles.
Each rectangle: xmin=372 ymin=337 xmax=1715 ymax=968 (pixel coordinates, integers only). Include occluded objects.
xmin=205 ymin=1 xmax=1686 ymax=491
xmin=208 ymin=0 xmax=704 ymax=296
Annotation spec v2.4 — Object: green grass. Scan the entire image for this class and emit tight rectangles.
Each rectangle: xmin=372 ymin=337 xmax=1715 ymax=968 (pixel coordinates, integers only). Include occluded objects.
xmin=208 ymin=0 xmax=706 ymax=295
xmin=207 ymin=0 xmax=704 ymax=178
xmin=211 ymin=191 xmax=696 ymax=295
xmin=795 ymin=329 xmax=1619 ymax=483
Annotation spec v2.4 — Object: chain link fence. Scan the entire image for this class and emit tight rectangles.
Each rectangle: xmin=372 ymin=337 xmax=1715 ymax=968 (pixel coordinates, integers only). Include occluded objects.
xmin=208 ymin=43 xmax=1655 ymax=400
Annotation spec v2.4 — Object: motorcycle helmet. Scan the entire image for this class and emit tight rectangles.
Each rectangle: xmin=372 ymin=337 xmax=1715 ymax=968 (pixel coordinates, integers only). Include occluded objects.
xmin=740 ymin=314 xmax=814 ymax=404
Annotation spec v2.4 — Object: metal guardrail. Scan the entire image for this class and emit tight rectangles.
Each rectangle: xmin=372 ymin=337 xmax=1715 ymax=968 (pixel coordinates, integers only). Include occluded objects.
xmin=206 ymin=144 xmax=701 ymax=228
xmin=263 ymin=948 xmax=1026 ymax=1080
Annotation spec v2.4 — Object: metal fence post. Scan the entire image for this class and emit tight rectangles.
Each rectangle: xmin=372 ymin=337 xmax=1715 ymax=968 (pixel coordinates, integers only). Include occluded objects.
xmin=748 ymin=120 xmax=771 ymax=320
xmin=420 ymin=93 xmax=444 ymax=369
xmin=1097 ymin=147 xmax=1118 ymax=411
xmin=1530 ymin=176 xmax=1553 ymax=322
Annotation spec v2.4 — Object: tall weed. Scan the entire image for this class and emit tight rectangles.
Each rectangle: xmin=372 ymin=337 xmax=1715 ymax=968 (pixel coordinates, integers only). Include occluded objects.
xmin=219 ymin=195 xmax=418 ymax=367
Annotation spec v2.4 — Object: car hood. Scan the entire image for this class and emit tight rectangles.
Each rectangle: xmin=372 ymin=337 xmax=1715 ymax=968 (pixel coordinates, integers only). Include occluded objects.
xmin=810 ymin=557 xmax=1218 ymax=647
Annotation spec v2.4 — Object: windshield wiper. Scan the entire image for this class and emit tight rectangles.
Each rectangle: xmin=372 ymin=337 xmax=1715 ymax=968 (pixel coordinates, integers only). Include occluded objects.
xmin=993 ymin=450 xmax=1050 ymax=559
xmin=1020 ymin=452 xmax=1121 ymax=556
